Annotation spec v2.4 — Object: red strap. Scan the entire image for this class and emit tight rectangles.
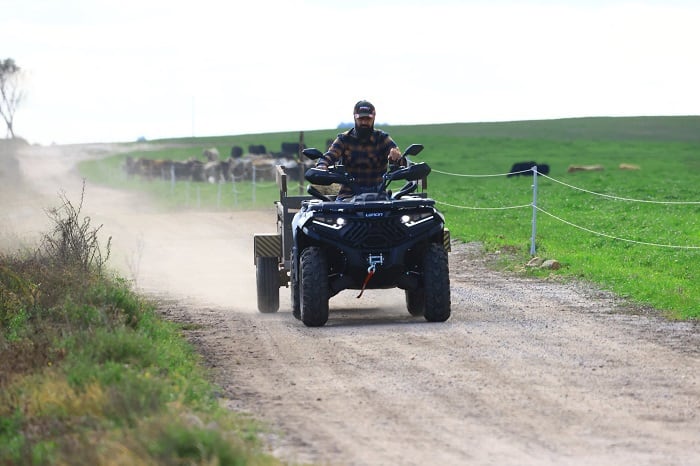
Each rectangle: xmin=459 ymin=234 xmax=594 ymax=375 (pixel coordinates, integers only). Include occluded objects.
xmin=356 ymin=269 xmax=374 ymax=298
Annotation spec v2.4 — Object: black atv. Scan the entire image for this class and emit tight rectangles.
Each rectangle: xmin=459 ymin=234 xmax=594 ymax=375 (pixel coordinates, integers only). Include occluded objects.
xmin=280 ymin=143 xmax=451 ymax=327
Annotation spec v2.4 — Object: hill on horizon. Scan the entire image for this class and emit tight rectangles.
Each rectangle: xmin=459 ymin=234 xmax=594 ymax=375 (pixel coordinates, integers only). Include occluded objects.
xmin=381 ymin=115 xmax=700 ymax=143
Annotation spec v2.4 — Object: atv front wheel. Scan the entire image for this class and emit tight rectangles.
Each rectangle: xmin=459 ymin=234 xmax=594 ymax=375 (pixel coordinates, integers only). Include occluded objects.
xmin=300 ymin=247 xmax=329 ymax=327
xmin=422 ymin=243 xmax=451 ymax=322
xmin=256 ymin=256 xmax=280 ymax=313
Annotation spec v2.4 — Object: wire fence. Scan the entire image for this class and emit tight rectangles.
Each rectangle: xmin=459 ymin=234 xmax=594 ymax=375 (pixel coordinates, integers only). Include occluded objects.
xmin=164 ymin=163 xmax=699 ymax=253
xmin=431 ymin=167 xmax=700 ymax=254
xmin=161 ymin=163 xmax=282 ymax=208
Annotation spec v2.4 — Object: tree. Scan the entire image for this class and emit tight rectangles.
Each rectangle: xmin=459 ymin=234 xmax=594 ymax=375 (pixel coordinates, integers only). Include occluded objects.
xmin=0 ymin=58 xmax=25 ymax=138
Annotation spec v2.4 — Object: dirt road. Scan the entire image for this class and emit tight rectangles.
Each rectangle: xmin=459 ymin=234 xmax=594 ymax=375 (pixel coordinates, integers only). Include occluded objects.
xmin=2 ymin=142 xmax=699 ymax=466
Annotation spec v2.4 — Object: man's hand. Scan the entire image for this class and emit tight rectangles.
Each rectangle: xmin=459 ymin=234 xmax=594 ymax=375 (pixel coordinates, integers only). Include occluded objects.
xmin=388 ymin=147 xmax=402 ymax=163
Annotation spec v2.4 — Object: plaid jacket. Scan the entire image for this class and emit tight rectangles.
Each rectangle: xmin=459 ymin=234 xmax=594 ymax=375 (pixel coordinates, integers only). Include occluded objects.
xmin=318 ymin=128 xmax=400 ymax=197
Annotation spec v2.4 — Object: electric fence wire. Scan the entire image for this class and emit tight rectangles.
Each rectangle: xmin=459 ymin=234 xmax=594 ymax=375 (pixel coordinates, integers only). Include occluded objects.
xmin=432 ymin=167 xmax=700 ymax=249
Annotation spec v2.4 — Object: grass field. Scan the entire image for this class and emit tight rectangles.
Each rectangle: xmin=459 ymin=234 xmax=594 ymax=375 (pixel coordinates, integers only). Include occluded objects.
xmin=79 ymin=116 xmax=700 ymax=319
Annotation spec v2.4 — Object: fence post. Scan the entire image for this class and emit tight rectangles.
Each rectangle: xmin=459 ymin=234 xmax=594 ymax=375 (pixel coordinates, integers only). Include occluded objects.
xmin=530 ymin=166 xmax=538 ymax=256
xmin=252 ymin=164 xmax=257 ymax=205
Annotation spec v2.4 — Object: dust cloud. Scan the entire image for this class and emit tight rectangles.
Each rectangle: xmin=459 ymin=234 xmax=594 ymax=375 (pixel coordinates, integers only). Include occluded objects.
xmin=0 ymin=141 xmax=268 ymax=312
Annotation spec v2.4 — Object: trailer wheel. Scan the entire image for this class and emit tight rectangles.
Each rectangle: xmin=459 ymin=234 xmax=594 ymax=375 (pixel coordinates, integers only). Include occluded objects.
xmin=291 ymin=249 xmax=301 ymax=320
xmin=422 ymin=243 xmax=451 ymax=322
xmin=405 ymin=288 xmax=425 ymax=316
xmin=256 ymin=256 xmax=279 ymax=313
xmin=300 ymin=247 xmax=329 ymax=327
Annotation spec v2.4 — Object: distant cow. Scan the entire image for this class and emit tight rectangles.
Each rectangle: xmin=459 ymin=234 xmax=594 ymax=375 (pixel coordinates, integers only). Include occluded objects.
xmin=203 ymin=147 xmax=220 ymax=162
xmin=248 ymin=144 xmax=267 ymax=155
xmin=189 ymin=159 xmax=206 ymax=182
xmin=203 ymin=160 xmax=222 ymax=183
xmin=251 ymin=157 xmax=276 ymax=181
xmin=219 ymin=156 xmax=235 ymax=181
xmin=507 ymin=161 xmax=549 ymax=177
xmin=230 ymin=145 xmax=243 ymax=158
xmin=132 ymin=158 xmax=172 ymax=180
xmin=568 ymin=164 xmax=604 ymax=173
xmin=280 ymin=142 xmax=306 ymax=157
xmin=170 ymin=160 xmax=193 ymax=180
xmin=619 ymin=163 xmax=640 ymax=170
xmin=124 ymin=156 xmax=139 ymax=177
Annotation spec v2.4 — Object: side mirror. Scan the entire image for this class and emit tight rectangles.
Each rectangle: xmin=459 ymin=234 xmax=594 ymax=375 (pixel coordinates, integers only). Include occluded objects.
xmin=302 ymin=148 xmax=324 ymax=160
xmin=402 ymin=144 xmax=424 ymax=157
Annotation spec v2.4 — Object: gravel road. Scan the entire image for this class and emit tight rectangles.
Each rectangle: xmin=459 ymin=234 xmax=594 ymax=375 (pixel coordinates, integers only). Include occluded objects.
xmin=2 ymin=142 xmax=699 ymax=466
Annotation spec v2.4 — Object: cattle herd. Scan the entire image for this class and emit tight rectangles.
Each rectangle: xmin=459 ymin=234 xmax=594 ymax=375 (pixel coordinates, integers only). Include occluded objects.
xmin=123 ymin=142 xmax=314 ymax=183
xmin=125 ymin=145 xmax=642 ymax=185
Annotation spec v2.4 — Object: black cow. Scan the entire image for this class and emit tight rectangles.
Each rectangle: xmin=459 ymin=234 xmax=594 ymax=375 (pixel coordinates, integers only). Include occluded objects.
xmin=170 ymin=160 xmax=193 ymax=180
xmin=507 ymin=161 xmax=550 ymax=177
xmin=280 ymin=142 xmax=306 ymax=157
xmin=189 ymin=159 xmax=206 ymax=182
xmin=248 ymin=144 xmax=267 ymax=155
xmin=230 ymin=145 xmax=243 ymax=158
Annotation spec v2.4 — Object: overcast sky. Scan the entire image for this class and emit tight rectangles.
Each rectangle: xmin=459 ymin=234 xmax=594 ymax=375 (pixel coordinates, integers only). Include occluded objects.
xmin=3 ymin=0 xmax=699 ymax=145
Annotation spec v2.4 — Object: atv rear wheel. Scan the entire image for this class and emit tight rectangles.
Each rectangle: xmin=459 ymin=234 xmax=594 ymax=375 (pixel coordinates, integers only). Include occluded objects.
xmin=256 ymin=256 xmax=280 ymax=313
xmin=405 ymin=288 xmax=425 ymax=316
xmin=300 ymin=247 xmax=329 ymax=327
xmin=422 ymin=243 xmax=451 ymax=322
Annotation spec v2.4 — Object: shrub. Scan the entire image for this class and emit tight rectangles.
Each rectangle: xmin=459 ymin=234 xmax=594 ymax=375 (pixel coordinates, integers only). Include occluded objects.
xmin=39 ymin=181 xmax=111 ymax=275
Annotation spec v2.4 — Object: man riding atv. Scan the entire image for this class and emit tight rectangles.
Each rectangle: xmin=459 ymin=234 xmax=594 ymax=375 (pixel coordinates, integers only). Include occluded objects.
xmin=254 ymin=100 xmax=451 ymax=327
xmin=315 ymin=100 xmax=404 ymax=199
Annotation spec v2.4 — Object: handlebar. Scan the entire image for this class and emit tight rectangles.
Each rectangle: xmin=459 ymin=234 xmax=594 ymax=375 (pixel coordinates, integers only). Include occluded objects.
xmin=302 ymin=143 xmax=428 ymax=201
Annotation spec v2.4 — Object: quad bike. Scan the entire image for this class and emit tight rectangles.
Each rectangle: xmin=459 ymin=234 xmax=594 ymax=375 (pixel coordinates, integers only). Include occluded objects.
xmin=253 ymin=143 xmax=451 ymax=327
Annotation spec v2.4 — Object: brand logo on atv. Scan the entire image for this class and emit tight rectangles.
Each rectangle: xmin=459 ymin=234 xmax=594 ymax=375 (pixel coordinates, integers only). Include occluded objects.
xmin=365 ymin=212 xmax=383 ymax=217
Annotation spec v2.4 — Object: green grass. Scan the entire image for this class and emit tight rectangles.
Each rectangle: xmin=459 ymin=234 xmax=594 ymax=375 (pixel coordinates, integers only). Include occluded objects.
xmin=421 ymin=135 xmax=699 ymax=319
xmin=78 ymin=116 xmax=700 ymax=319
xmin=0 ymin=189 xmax=280 ymax=465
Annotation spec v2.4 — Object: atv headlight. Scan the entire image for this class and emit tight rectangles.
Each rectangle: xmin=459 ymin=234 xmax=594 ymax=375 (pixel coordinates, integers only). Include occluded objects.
xmin=400 ymin=212 xmax=434 ymax=227
xmin=312 ymin=216 xmax=346 ymax=230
